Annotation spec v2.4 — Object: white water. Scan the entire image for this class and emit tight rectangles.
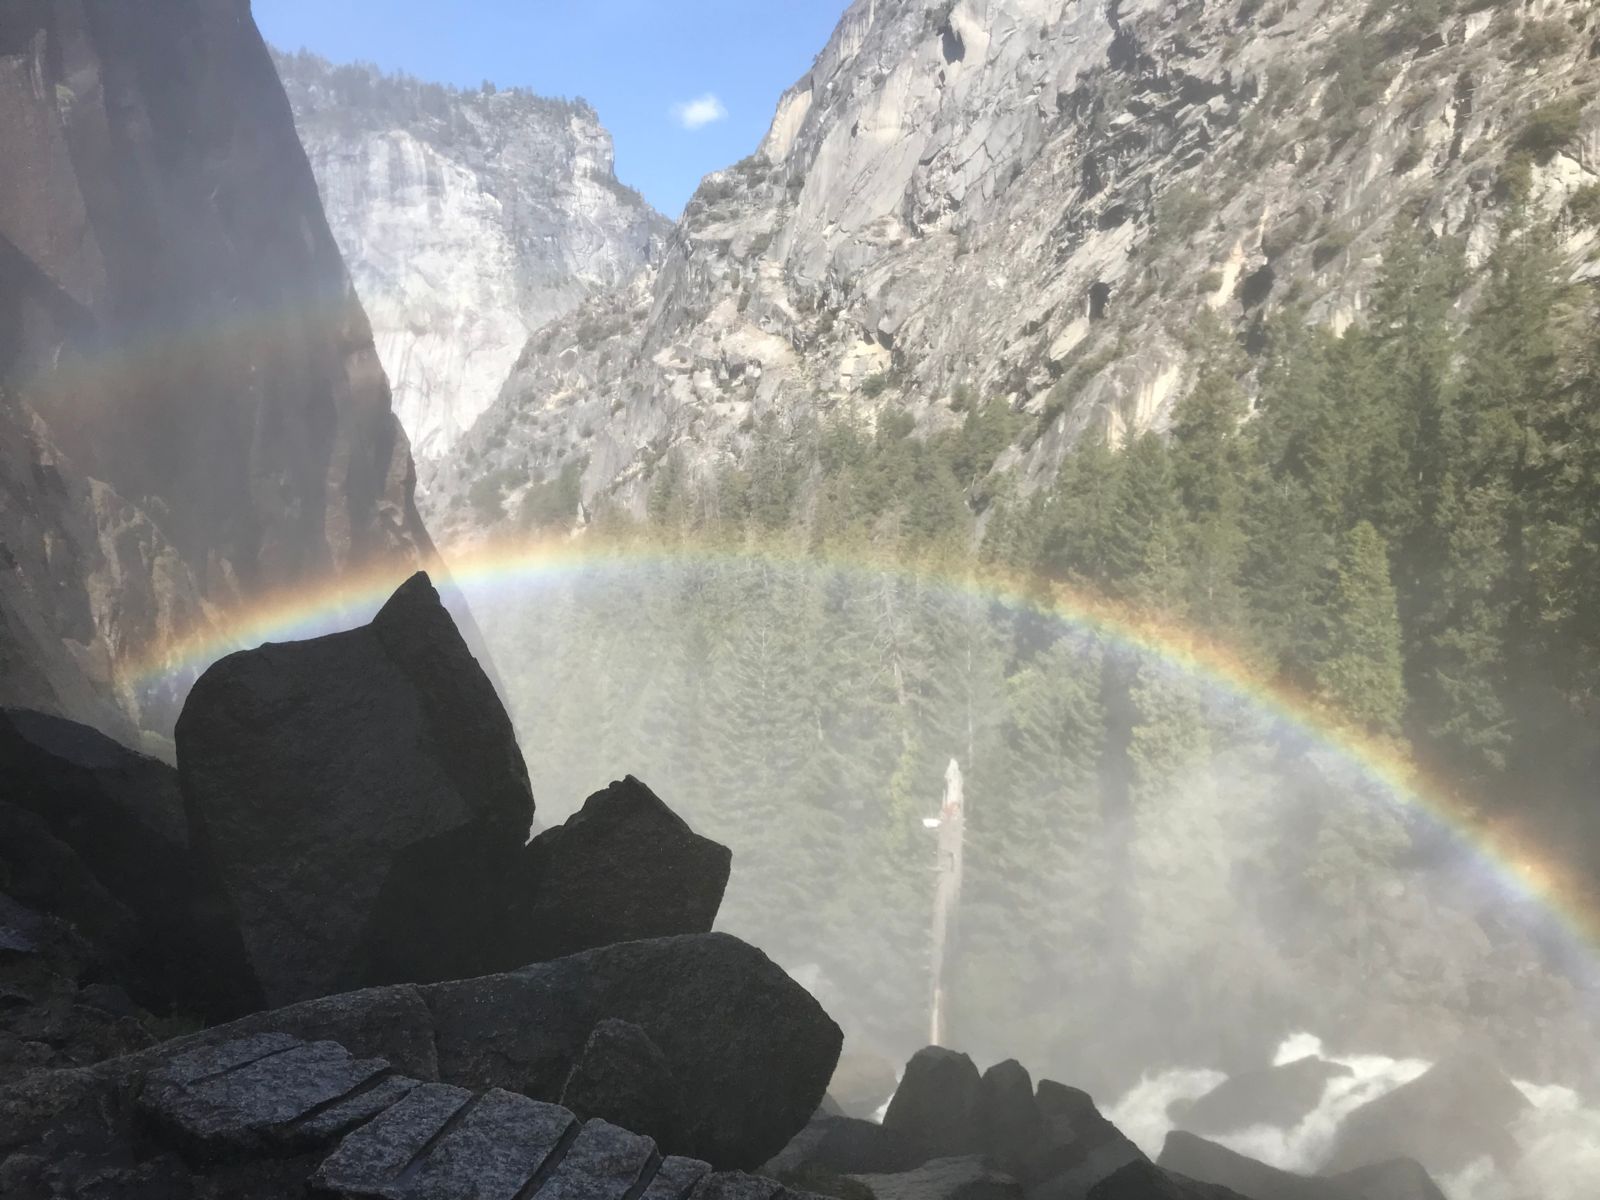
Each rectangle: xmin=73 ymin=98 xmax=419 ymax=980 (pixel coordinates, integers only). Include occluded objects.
xmin=1106 ymin=1033 xmax=1600 ymax=1200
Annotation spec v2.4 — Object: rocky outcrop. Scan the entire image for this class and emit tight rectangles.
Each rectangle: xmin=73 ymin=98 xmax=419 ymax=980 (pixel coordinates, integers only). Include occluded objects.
xmin=273 ymin=50 xmax=671 ymax=461
xmin=0 ymin=707 xmax=250 ymax=1019
xmin=882 ymin=1047 xmax=985 ymax=1164
xmin=851 ymin=1156 xmax=1024 ymax=1200
xmin=560 ymin=1018 xmax=686 ymax=1150
xmin=523 ymin=775 xmax=732 ymax=961
xmin=1170 ymin=1056 xmax=1353 ymax=1137
xmin=0 ymin=1031 xmax=822 ymax=1200
xmin=1157 ymin=1133 xmax=1447 ymax=1200
xmin=1320 ymin=1051 xmax=1530 ymax=1177
xmin=423 ymin=0 xmax=1600 ymax=532
xmin=135 ymin=931 xmax=840 ymax=1170
xmin=175 ymin=572 xmax=535 ymax=1010
xmin=0 ymin=0 xmax=434 ymax=737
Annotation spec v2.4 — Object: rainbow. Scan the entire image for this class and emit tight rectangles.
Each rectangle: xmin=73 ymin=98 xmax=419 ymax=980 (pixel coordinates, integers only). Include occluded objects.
xmin=128 ymin=531 xmax=1600 ymax=956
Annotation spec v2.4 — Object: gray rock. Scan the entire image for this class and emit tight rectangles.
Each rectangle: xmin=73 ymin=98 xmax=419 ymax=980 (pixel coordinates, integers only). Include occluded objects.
xmin=310 ymin=1082 xmax=475 ymax=1196
xmin=539 ymin=1119 xmax=658 ymax=1200
xmin=641 ymin=1157 xmax=714 ymax=1200
xmin=759 ymin=1115 xmax=915 ymax=1178
xmin=850 ymin=1156 xmax=1024 ymax=1200
xmin=405 ymin=1089 xmax=578 ymax=1200
xmin=882 ymin=1048 xmax=983 ymax=1165
xmin=561 ymin=1018 xmax=684 ymax=1148
xmin=293 ymin=1075 xmax=423 ymax=1143
xmin=1171 ymin=1058 xmax=1352 ymax=1137
xmin=978 ymin=1060 xmax=1042 ymax=1177
xmin=1321 ymin=1052 xmax=1529 ymax=1177
xmin=175 ymin=571 xmax=535 ymax=1009
xmin=691 ymin=1173 xmax=784 ymax=1200
xmin=141 ymin=1036 xmax=392 ymax=1154
xmin=1327 ymin=1160 xmax=1448 ymax=1200
xmin=424 ymin=932 xmax=841 ymax=1168
xmin=522 ymin=776 xmax=731 ymax=962
xmin=1157 ymin=1132 xmax=1342 ymax=1200
xmin=1087 ymin=1161 xmax=1248 ymax=1199
xmin=1023 ymin=1082 xmax=1146 ymax=1200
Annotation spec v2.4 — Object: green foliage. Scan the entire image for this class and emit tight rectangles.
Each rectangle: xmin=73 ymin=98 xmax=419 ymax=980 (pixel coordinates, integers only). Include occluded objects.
xmin=1516 ymin=99 xmax=1585 ymax=164
xmin=859 ymin=372 xmax=893 ymax=399
xmin=1318 ymin=522 xmax=1406 ymax=732
xmin=1567 ymin=183 xmax=1600 ymax=228
xmin=1153 ymin=186 xmax=1210 ymax=247
xmin=1514 ymin=19 xmax=1571 ymax=62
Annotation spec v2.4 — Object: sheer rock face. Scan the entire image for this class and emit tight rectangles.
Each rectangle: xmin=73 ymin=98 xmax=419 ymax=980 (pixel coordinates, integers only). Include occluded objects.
xmin=274 ymin=50 xmax=672 ymax=462
xmin=423 ymin=0 xmax=1599 ymax=535
xmin=0 ymin=0 xmax=433 ymax=736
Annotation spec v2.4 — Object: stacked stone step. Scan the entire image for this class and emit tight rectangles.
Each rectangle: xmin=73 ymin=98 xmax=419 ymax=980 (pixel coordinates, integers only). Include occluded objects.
xmin=139 ymin=1034 xmax=809 ymax=1200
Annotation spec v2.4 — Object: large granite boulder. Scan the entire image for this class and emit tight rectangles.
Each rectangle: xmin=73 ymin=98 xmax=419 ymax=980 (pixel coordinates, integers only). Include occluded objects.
xmin=140 ymin=931 xmax=841 ymax=1171
xmin=882 ymin=1048 xmax=984 ymax=1164
xmin=1157 ymin=1133 xmax=1448 ymax=1200
xmin=1320 ymin=1052 xmax=1529 ymax=1177
xmin=1023 ymin=1081 xmax=1146 ymax=1200
xmin=978 ymin=1059 xmax=1043 ymax=1177
xmin=523 ymin=776 xmax=731 ymax=961
xmin=175 ymin=572 xmax=535 ymax=1009
xmin=849 ymin=1157 xmax=1023 ymax=1200
xmin=0 ymin=1031 xmax=823 ymax=1200
xmin=0 ymin=708 xmax=244 ymax=1014
xmin=561 ymin=1017 xmax=685 ymax=1150
xmin=1171 ymin=1057 xmax=1352 ymax=1137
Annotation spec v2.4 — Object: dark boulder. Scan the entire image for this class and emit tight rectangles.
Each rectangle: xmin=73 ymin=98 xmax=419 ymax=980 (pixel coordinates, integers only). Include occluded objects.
xmin=0 ymin=709 xmax=242 ymax=1014
xmin=1158 ymin=1132 xmax=1341 ymax=1200
xmin=1327 ymin=1160 xmax=1448 ymax=1200
xmin=561 ymin=1017 xmax=685 ymax=1149
xmin=1088 ymin=1161 xmax=1249 ymax=1199
xmin=761 ymin=1116 xmax=918 ymax=1178
xmin=1156 ymin=1133 xmax=1449 ymax=1200
xmin=175 ymin=572 xmax=535 ymax=1009
xmin=850 ymin=1157 xmax=1024 ymax=1200
xmin=882 ymin=1047 xmax=984 ymax=1164
xmin=425 ymin=933 xmax=842 ymax=1169
xmin=1023 ymin=1081 xmax=1145 ymax=1200
xmin=522 ymin=776 xmax=731 ymax=961
xmin=978 ymin=1059 xmax=1043 ymax=1177
xmin=150 ymin=931 xmax=841 ymax=1171
xmin=1321 ymin=1052 xmax=1528 ymax=1177
xmin=1171 ymin=1057 xmax=1352 ymax=1137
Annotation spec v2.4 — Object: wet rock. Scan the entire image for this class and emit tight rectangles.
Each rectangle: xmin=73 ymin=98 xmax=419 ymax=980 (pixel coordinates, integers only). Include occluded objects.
xmin=760 ymin=1116 xmax=916 ymax=1178
xmin=405 ymin=1091 xmax=579 ymax=1200
xmin=1087 ymin=1160 xmax=1248 ymax=1198
xmin=1321 ymin=1052 xmax=1529 ymax=1177
xmin=540 ymin=1119 xmax=659 ymax=1200
xmin=978 ymin=1060 xmax=1043 ymax=1176
xmin=1023 ymin=1082 xmax=1146 ymax=1200
xmin=140 ymin=1035 xmax=393 ymax=1156
xmin=310 ymin=1082 xmax=477 ymax=1196
xmin=1171 ymin=1057 xmax=1353 ymax=1137
xmin=642 ymin=1157 xmax=715 ymax=1200
xmin=175 ymin=572 xmax=535 ymax=1010
xmin=521 ymin=776 xmax=731 ymax=962
xmin=425 ymin=932 xmax=841 ymax=1168
xmin=1158 ymin=1132 xmax=1343 ymax=1200
xmin=882 ymin=1048 xmax=983 ymax=1164
xmin=850 ymin=1156 xmax=1023 ymax=1200
xmin=561 ymin=1018 xmax=684 ymax=1149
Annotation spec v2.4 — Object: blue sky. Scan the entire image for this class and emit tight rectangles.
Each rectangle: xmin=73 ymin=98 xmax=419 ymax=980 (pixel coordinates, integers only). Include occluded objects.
xmin=254 ymin=0 xmax=852 ymax=218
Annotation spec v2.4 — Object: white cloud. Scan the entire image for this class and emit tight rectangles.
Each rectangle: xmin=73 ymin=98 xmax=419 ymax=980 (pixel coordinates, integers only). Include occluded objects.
xmin=671 ymin=93 xmax=728 ymax=131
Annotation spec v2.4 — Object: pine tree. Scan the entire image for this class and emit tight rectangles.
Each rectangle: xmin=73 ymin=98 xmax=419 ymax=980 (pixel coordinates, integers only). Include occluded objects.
xmin=1318 ymin=521 xmax=1406 ymax=733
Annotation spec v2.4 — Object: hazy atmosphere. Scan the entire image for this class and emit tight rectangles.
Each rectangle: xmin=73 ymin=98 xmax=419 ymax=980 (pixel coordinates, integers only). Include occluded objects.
xmin=2 ymin=2 xmax=1599 ymax=1199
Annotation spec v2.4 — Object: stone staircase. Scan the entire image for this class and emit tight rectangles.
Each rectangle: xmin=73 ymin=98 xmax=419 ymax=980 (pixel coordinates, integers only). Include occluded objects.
xmin=138 ymin=1033 xmax=804 ymax=1200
